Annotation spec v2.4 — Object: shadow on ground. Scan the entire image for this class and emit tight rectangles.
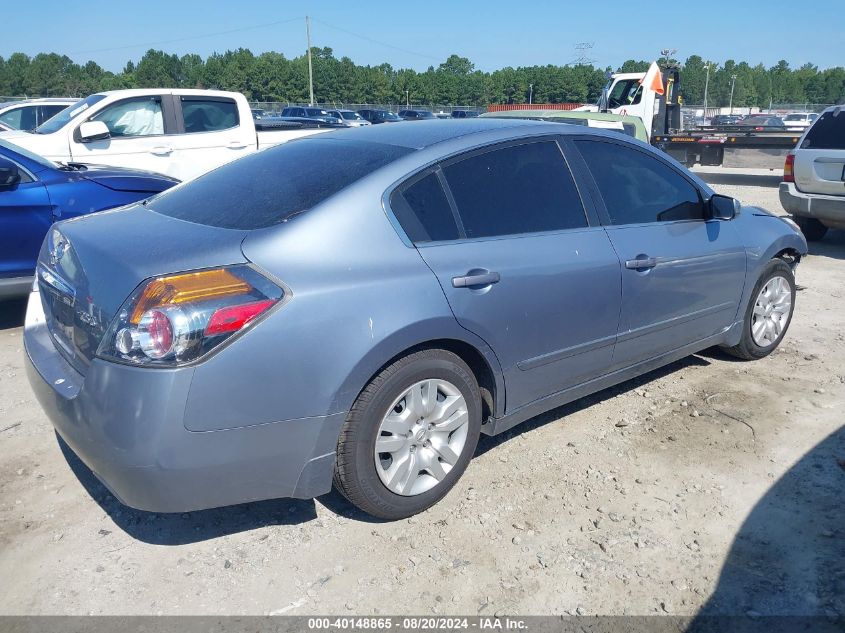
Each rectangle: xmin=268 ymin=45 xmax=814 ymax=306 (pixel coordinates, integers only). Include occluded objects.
xmin=807 ymin=230 xmax=845 ymax=261
xmin=476 ymin=354 xmax=712 ymax=456
xmin=0 ymin=298 xmax=26 ymax=331
xmin=687 ymin=425 xmax=845 ymax=632
xmin=696 ymin=172 xmax=782 ymax=188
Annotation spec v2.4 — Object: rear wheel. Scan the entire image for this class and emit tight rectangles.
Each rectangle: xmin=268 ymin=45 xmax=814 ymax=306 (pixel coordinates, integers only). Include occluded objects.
xmin=794 ymin=216 xmax=828 ymax=242
xmin=722 ymin=259 xmax=796 ymax=360
xmin=333 ymin=349 xmax=482 ymax=519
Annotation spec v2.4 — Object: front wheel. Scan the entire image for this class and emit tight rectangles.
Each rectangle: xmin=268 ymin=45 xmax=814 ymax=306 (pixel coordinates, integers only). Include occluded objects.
xmin=722 ymin=258 xmax=796 ymax=360
xmin=333 ymin=349 xmax=482 ymax=519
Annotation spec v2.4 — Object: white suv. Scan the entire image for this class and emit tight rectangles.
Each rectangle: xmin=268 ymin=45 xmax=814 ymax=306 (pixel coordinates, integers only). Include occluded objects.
xmin=780 ymin=106 xmax=845 ymax=241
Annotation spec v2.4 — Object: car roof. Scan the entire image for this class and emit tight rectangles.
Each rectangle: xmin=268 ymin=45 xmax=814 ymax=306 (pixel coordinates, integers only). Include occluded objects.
xmin=317 ymin=118 xmax=570 ymax=149
xmin=0 ymin=98 xmax=77 ymax=110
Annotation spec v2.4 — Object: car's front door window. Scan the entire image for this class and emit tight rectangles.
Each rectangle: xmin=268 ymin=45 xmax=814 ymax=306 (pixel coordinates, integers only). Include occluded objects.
xmin=575 ymin=140 xmax=704 ymax=225
xmin=90 ymin=97 xmax=164 ymax=137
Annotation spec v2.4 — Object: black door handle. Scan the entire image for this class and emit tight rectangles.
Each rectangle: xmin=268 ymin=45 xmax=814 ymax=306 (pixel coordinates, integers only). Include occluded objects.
xmin=625 ymin=257 xmax=657 ymax=270
xmin=452 ymin=271 xmax=501 ymax=288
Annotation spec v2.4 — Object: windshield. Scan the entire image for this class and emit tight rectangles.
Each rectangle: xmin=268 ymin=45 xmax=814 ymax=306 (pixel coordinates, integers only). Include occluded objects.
xmin=0 ymin=138 xmax=57 ymax=169
xmin=150 ymin=138 xmax=413 ymax=229
xmin=377 ymin=111 xmax=401 ymax=121
xmin=339 ymin=111 xmax=362 ymax=120
xmin=35 ymin=94 xmax=107 ymax=134
xmin=606 ymin=78 xmax=642 ymax=109
xmin=417 ymin=111 xmax=435 ymax=119
xmin=784 ymin=114 xmax=805 ymax=121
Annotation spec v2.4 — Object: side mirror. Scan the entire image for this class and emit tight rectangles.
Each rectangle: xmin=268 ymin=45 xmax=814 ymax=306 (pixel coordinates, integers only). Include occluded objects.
xmin=0 ymin=158 xmax=21 ymax=188
xmin=78 ymin=120 xmax=111 ymax=143
xmin=708 ymin=194 xmax=740 ymax=220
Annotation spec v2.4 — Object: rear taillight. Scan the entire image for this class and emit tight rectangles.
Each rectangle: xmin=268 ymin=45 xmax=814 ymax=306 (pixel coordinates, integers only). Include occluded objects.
xmin=98 ymin=265 xmax=283 ymax=366
xmin=784 ymin=153 xmax=795 ymax=183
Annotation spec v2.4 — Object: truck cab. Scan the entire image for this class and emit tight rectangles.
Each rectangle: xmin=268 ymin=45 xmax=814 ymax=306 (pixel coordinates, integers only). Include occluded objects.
xmin=577 ymin=64 xmax=682 ymax=141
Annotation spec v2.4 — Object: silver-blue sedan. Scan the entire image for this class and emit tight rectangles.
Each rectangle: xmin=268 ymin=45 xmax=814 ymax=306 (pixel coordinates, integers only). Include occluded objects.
xmin=24 ymin=119 xmax=807 ymax=519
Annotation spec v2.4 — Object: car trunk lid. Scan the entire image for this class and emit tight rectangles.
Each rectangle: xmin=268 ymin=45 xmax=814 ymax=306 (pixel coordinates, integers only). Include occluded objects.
xmin=36 ymin=204 xmax=249 ymax=374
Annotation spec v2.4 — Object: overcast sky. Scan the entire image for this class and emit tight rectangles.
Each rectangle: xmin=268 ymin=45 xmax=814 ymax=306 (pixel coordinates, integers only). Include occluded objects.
xmin=4 ymin=0 xmax=843 ymax=73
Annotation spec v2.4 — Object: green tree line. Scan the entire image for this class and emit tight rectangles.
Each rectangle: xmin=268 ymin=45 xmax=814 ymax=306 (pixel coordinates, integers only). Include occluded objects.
xmin=1 ymin=49 xmax=843 ymax=107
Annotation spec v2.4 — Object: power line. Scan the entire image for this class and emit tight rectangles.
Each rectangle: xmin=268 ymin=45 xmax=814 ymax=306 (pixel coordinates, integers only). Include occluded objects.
xmin=311 ymin=18 xmax=442 ymax=63
xmin=69 ymin=16 xmax=304 ymax=55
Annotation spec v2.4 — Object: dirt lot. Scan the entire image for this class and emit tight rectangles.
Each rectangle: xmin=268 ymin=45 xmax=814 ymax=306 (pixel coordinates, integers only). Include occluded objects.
xmin=0 ymin=168 xmax=842 ymax=617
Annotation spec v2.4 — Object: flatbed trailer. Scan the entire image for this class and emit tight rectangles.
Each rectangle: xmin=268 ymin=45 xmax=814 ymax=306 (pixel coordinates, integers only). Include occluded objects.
xmin=653 ymin=128 xmax=802 ymax=169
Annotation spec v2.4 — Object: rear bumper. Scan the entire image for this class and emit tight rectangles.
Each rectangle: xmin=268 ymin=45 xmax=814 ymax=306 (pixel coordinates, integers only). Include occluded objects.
xmin=779 ymin=182 xmax=845 ymax=228
xmin=23 ymin=291 xmax=345 ymax=513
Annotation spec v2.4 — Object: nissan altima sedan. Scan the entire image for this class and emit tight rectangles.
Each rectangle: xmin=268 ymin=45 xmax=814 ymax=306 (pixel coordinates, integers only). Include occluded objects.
xmin=25 ymin=120 xmax=807 ymax=519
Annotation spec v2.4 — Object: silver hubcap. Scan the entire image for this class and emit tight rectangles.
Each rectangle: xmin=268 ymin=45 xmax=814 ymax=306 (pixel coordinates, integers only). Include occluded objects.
xmin=374 ymin=379 xmax=469 ymax=496
xmin=751 ymin=275 xmax=792 ymax=347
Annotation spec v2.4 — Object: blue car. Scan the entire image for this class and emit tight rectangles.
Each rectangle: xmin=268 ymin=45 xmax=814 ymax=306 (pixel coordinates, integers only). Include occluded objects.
xmin=0 ymin=139 xmax=178 ymax=298
xmin=24 ymin=120 xmax=807 ymax=519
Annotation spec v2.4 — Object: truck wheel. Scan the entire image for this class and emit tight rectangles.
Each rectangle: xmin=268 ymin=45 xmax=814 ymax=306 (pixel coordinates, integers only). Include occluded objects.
xmin=333 ymin=349 xmax=482 ymax=520
xmin=794 ymin=217 xmax=828 ymax=242
xmin=721 ymin=259 xmax=796 ymax=361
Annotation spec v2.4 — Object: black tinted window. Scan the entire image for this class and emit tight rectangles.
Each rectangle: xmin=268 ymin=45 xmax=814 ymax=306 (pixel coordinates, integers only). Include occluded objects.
xmin=801 ymin=110 xmax=845 ymax=150
xmin=576 ymin=140 xmax=704 ymax=225
xmin=151 ymin=139 xmax=412 ymax=229
xmin=443 ymin=140 xmax=587 ymax=238
xmin=391 ymin=172 xmax=459 ymax=243
xmin=182 ymin=98 xmax=239 ymax=133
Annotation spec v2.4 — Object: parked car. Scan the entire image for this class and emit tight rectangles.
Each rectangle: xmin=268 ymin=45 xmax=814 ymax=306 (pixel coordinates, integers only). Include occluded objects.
xmin=782 ymin=112 xmax=819 ymax=129
xmin=0 ymin=98 xmax=77 ymax=132
xmin=25 ymin=120 xmax=806 ymax=519
xmin=709 ymin=114 xmax=743 ymax=126
xmin=0 ymin=90 xmax=332 ymax=182
xmin=280 ymin=106 xmax=341 ymax=124
xmin=325 ymin=109 xmax=371 ymax=127
xmin=251 ymin=108 xmax=266 ymax=119
xmin=737 ymin=115 xmax=785 ymax=129
xmin=398 ymin=109 xmax=437 ymax=121
xmin=780 ymin=106 xmax=845 ymax=241
xmin=451 ymin=110 xmax=480 ymax=118
xmin=0 ymin=138 xmax=177 ymax=298
xmin=357 ymin=109 xmax=403 ymax=124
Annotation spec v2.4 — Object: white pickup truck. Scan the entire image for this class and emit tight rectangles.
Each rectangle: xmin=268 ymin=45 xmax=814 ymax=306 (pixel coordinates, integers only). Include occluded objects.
xmin=0 ymin=89 xmax=331 ymax=181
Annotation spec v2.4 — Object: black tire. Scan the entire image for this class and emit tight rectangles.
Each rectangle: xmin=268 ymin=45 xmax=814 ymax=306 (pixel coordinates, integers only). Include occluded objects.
xmin=721 ymin=258 xmax=796 ymax=360
xmin=794 ymin=216 xmax=828 ymax=242
xmin=333 ymin=349 xmax=482 ymax=520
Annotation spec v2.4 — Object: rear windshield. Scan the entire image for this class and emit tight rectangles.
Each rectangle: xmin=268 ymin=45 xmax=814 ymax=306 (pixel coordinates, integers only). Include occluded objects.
xmin=150 ymin=138 xmax=412 ymax=229
xmin=801 ymin=109 xmax=845 ymax=150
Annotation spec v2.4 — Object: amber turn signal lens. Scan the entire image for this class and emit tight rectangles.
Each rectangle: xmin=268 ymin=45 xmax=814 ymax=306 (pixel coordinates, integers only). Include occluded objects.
xmin=129 ymin=268 xmax=251 ymax=324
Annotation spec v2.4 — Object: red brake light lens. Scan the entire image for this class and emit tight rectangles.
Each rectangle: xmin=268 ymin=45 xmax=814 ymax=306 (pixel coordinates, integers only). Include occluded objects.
xmin=784 ymin=153 xmax=795 ymax=183
xmin=205 ymin=299 xmax=276 ymax=337
xmin=98 ymin=265 xmax=283 ymax=366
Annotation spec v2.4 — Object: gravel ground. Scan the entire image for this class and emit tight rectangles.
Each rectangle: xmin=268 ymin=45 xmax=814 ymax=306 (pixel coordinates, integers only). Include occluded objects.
xmin=0 ymin=167 xmax=843 ymax=616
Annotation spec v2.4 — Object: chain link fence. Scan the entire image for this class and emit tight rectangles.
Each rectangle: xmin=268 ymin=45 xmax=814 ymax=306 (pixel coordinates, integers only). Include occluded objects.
xmin=248 ymin=102 xmax=486 ymax=115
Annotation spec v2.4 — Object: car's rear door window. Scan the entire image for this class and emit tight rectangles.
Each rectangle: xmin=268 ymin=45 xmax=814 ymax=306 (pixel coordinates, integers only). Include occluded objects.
xmin=801 ymin=110 xmax=845 ymax=150
xmin=181 ymin=97 xmax=239 ymax=133
xmin=390 ymin=172 xmax=459 ymax=243
xmin=575 ymin=140 xmax=705 ymax=225
xmin=442 ymin=140 xmax=588 ymax=238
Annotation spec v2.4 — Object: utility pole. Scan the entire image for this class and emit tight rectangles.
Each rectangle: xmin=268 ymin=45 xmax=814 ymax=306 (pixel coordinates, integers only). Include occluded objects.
xmin=405 ymin=89 xmax=409 ymax=107
xmin=703 ymin=63 xmax=711 ymax=114
xmin=306 ymin=16 xmax=315 ymax=106
xmin=528 ymin=83 xmax=533 ymax=105
xmin=729 ymin=74 xmax=737 ymax=114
